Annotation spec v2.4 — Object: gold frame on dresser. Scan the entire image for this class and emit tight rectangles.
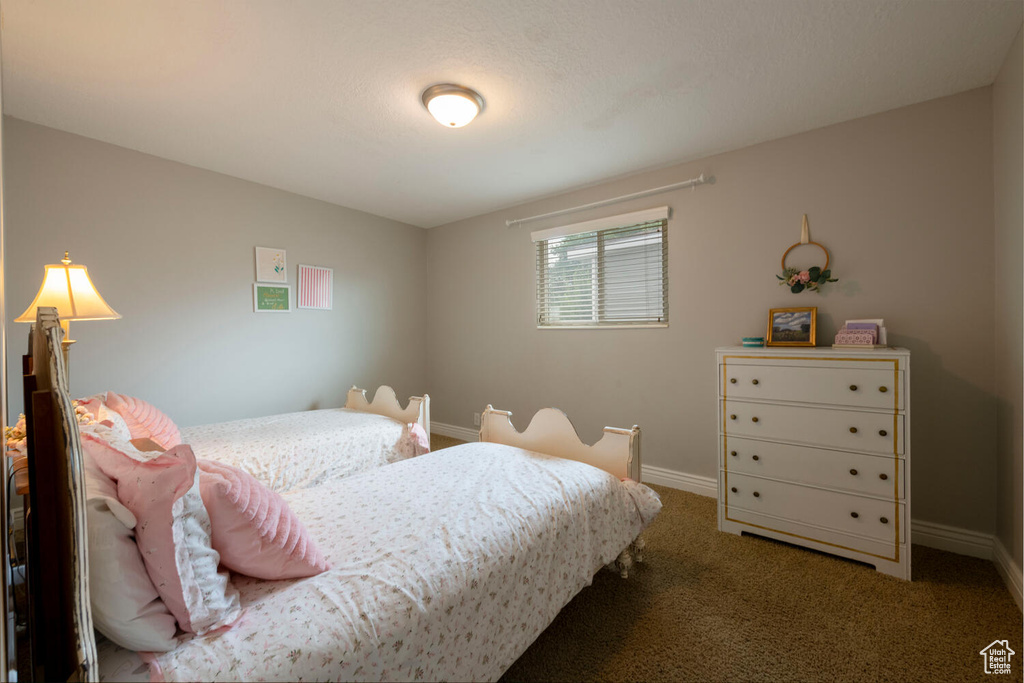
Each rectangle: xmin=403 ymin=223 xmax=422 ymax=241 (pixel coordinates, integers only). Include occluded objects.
xmin=717 ymin=348 xmax=910 ymax=579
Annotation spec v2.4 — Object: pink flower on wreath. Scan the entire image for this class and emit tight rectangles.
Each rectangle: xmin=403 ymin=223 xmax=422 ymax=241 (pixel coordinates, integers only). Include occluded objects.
xmin=798 ymin=270 xmax=811 ymax=283
xmin=787 ymin=274 xmax=799 ymax=286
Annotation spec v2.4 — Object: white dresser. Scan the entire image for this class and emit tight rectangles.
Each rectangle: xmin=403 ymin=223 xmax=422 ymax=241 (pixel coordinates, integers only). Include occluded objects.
xmin=716 ymin=346 xmax=911 ymax=579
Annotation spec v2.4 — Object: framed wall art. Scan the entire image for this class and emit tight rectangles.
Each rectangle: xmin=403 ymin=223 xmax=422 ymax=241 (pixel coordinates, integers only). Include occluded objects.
xmin=253 ymin=283 xmax=291 ymax=313
xmin=297 ymin=264 xmax=333 ymax=310
xmin=766 ymin=307 xmax=817 ymax=347
xmin=255 ymin=246 xmax=287 ymax=283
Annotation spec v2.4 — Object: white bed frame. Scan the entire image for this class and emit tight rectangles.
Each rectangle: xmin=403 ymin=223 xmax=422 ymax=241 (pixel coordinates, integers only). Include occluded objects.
xmin=479 ymin=404 xmax=640 ymax=483
xmin=344 ymin=385 xmax=430 ymax=436
xmin=480 ymin=404 xmax=645 ymax=576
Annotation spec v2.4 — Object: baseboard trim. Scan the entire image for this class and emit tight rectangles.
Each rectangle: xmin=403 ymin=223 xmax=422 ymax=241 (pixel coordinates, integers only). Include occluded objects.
xmin=911 ymin=519 xmax=994 ymax=560
xmin=642 ymin=465 xmax=717 ymax=497
xmin=993 ymin=536 xmax=1024 ymax=611
xmin=431 ymin=422 xmax=480 ymax=443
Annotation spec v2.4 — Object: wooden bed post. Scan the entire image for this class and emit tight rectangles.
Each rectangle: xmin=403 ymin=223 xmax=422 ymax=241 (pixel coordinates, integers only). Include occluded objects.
xmin=22 ymin=309 xmax=97 ymax=682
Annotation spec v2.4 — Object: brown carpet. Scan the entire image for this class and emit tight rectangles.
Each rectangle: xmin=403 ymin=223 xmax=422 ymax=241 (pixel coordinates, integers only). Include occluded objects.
xmin=431 ymin=435 xmax=1023 ymax=682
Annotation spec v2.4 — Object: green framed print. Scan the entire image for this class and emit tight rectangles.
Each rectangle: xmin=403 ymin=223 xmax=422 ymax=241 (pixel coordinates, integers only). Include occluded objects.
xmin=253 ymin=283 xmax=291 ymax=313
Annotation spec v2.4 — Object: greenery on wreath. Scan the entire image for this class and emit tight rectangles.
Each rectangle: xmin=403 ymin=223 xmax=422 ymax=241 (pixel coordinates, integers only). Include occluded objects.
xmin=777 ymin=266 xmax=837 ymax=293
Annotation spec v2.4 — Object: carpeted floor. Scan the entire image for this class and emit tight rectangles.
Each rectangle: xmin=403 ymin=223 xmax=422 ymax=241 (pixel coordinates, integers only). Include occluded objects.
xmin=431 ymin=434 xmax=1023 ymax=682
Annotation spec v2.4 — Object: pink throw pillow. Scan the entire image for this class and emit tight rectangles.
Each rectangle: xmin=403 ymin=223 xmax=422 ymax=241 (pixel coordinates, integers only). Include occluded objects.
xmin=81 ymin=433 xmax=241 ymax=635
xmin=198 ymin=459 xmax=329 ymax=580
xmin=104 ymin=392 xmax=182 ymax=449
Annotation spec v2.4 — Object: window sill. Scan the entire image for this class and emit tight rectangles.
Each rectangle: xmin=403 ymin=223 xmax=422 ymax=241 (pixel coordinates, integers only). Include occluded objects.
xmin=537 ymin=323 xmax=669 ymax=330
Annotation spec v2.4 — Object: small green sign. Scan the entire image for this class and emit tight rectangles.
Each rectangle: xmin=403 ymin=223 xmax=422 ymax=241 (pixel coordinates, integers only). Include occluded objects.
xmin=254 ymin=284 xmax=291 ymax=312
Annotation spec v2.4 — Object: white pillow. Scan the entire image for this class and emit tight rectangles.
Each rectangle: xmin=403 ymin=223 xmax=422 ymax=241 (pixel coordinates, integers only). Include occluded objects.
xmin=96 ymin=404 xmax=133 ymax=443
xmin=83 ymin=437 xmax=179 ymax=652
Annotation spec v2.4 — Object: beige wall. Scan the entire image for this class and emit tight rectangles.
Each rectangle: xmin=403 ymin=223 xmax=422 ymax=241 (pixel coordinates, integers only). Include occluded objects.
xmin=427 ymin=87 xmax=997 ymax=533
xmin=993 ymin=26 xmax=1023 ymax=570
xmin=3 ymin=118 xmax=429 ymax=427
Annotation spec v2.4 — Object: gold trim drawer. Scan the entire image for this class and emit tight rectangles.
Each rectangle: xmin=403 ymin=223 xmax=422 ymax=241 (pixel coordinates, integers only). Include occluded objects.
xmin=721 ymin=505 xmax=904 ymax=562
xmin=722 ymin=400 xmax=903 ymax=455
xmin=723 ymin=472 xmax=903 ymax=543
xmin=721 ymin=362 xmax=903 ymax=410
xmin=722 ymin=436 xmax=904 ymax=500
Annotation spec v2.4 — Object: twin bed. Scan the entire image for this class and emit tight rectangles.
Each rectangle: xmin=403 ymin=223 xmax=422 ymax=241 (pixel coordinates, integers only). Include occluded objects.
xmin=21 ymin=308 xmax=661 ymax=682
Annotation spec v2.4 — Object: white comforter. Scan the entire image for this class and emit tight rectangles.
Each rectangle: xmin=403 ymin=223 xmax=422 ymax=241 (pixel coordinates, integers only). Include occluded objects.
xmin=180 ymin=408 xmax=423 ymax=493
xmin=139 ymin=443 xmax=661 ymax=683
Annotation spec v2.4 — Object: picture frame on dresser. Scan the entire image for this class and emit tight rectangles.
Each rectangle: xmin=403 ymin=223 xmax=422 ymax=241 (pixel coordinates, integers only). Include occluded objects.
xmin=766 ymin=307 xmax=816 ymax=347
xmin=716 ymin=346 xmax=911 ymax=580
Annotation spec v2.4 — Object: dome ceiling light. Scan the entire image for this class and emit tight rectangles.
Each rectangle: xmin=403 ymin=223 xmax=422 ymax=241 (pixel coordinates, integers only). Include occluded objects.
xmin=421 ymin=83 xmax=484 ymax=128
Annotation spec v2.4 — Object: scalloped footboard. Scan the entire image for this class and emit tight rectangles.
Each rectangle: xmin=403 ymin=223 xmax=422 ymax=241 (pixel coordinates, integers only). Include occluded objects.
xmin=479 ymin=405 xmax=640 ymax=482
xmin=344 ymin=385 xmax=430 ymax=436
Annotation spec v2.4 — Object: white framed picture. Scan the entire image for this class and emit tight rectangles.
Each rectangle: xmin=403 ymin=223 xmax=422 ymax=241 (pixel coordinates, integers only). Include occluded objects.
xmin=255 ymin=246 xmax=287 ymax=283
xmin=253 ymin=283 xmax=291 ymax=313
xmin=297 ymin=264 xmax=333 ymax=310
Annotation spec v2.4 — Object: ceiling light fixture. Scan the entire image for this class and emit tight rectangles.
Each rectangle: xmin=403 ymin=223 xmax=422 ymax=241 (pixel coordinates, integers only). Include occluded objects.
xmin=421 ymin=83 xmax=484 ymax=128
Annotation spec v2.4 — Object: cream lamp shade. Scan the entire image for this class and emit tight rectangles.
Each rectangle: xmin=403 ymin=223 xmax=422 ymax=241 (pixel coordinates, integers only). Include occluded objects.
xmin=15 ymin=252 xmax=120 ymax=334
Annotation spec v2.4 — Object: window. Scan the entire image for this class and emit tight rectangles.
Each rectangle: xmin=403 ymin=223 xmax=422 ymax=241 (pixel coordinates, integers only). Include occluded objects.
xmin=533 ymin=207 xmax=668 ymax=328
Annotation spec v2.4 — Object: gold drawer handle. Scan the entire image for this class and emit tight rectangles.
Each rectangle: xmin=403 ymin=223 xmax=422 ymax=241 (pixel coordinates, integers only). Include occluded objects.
xmin=880 ymin=517 xmax=889 ymax=525
xmin=731 ymin=487 xmax=738 ymax=493
xmin=752 ymin=417 xmax=759 ymax=423
xmin=849 ymin=427 xmax=858 ymax=434
xmin=730 ymin=378 xmax=737 ymax=384
xmin=849 ymin=469 xmax=858 ymax=476
xmin=752 ymin=455 xmax=760 ymax=461
xmin=879 ymin=386 xmax=888 ymax=393
xmin=751 ymin=379 xmax=759 ymax=385
xmin=730 ymin=414 xmax=737 ymax=420
xmin=879 ymin=429 xmax=888 ymax=437
xmin=850 ymin=512 xmax=859 ymax=519
xmin=849 ymin=384 xmax=858 ymax=391
xmin=730 ymin=450 xmax=737 ymax=457
xmin=879 ymin=473 xmax=889 ymax=481
xmin=753 ymin=491 xmax=760 ymax=498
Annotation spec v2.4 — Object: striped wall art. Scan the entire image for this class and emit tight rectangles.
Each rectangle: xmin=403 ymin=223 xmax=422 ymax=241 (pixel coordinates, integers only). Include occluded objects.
xmin=297 ymin=264 xmax=333 ymax=310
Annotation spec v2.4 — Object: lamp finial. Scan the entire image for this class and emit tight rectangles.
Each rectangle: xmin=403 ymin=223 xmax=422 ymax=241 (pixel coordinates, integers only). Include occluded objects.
xmin=62 ymin=251 xmax=71 ymax=266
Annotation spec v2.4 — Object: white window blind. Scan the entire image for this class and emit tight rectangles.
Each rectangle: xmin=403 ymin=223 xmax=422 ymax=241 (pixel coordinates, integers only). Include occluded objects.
xmin=533 ymin=207 xmax=669 ymax=328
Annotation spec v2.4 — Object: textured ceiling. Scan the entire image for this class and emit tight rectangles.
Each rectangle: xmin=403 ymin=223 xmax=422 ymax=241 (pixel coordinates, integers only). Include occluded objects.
xmin=2 ymin=1 xmax=1021 ymax=228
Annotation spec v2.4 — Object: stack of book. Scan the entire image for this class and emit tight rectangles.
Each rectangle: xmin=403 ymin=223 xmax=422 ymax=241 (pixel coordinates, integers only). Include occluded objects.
xmin=833 ymin=318 xmax=888 ymax=348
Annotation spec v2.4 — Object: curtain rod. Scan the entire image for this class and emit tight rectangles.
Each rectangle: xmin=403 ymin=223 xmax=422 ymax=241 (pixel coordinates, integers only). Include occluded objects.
xmin=505 ymin=172 xmax=711 ymax=228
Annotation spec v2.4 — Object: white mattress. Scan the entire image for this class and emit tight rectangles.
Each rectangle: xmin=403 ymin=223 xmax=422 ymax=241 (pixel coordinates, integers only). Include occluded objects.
xmin=107 ymin=442 xmax=661 ymax=683
xmin=180 ymin=408 xmax=421 ymax=493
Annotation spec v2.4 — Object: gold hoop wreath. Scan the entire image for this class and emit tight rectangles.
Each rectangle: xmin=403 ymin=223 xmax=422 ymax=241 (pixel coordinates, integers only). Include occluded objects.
xmin=777 ymin=215 xmax=838 ymax=293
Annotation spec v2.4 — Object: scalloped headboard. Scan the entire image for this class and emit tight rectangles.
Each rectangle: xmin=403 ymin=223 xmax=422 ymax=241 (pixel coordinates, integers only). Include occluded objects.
xmin=344 ymin=385 xmax=430 ymax=435
xmin=479 ymin=405 xmax=640 ymax=482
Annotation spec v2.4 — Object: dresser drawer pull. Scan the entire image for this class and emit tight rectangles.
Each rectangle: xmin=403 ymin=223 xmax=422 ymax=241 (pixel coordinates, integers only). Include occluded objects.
xmin=751 ymin=417 xmax=759 ymax=423
xmin=731 ymin=487 xmax=738 ymax=493
xmin=879 ymin=386 xmax=888 ymax=393
xmin=730 ymin=450 xmax=737 ymax=457
xmin=879 ymin=429 xmax=888 ymax=437
xmin=850 ymin=512 xmax=859 ymax=519
xmin=849 ymin=469 xmax=858 ymax=476
xmin=849 ymin=427 xmax=858 ymax=434
xmin=849 ymin=384 xmax=858 ymax=391
xmin=752 ymin=455 xmax=760 ymax=461
xmin=753 ymin=491 xmax=760 ymax=498
xmin=730 ymin=414 xmax=737 ymax=420
xmin=751 ymin=379 xmax=759 ymax=385
xmin=879 ymin=473 xmax=888 ymax=481
xmin=880 ymin=517 xmax=889 ymax=525
xmin=730 ymin=378 xmax=737 ymax=384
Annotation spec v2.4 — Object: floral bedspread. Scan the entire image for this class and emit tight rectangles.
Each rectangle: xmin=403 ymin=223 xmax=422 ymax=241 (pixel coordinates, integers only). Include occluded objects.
xmin=131 ymin=443 xmax=661 ymax=683
xmin=179 ymin=408 xmax=424 ymax=493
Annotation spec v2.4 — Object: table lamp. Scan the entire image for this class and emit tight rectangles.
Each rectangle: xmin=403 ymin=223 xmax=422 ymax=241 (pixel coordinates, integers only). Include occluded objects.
xmin=15 ymin=251 xmax=120 ymax=370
